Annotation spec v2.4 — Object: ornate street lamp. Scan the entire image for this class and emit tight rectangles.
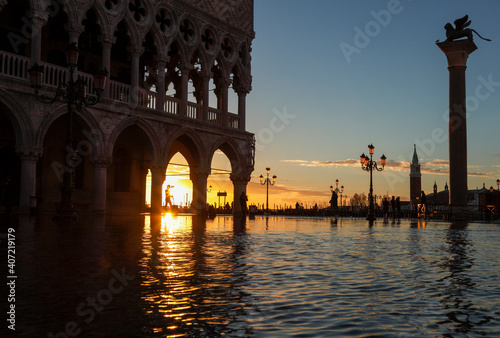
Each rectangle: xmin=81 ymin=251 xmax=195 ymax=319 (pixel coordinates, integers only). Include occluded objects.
xmin=28 ymin=43 xmax=108 ymax=220
xmin=329 ymin=179 xmax=344 ymax=213
xmin=260 ymin=167 xmax=276 ymax=214
xmin=360 ymin=144 xmax=386 ymax=221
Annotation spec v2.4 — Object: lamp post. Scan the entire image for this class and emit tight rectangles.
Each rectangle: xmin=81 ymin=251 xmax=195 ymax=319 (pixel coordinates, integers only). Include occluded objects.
xmin=360 ymin=144 xmax=386 ymax=221
xmin=497 ymin=179 xmax=499 ymax=191
xmin=28 ymin=43 xmax=108 ymax=220
xmin=260 ymin=167 xmax=276 ymax=214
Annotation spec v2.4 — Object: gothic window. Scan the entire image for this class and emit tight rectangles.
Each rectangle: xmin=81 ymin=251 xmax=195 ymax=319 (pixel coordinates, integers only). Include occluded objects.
xmin=155 ymin=9 xmax=172 ymax=34
xmin=201 ymin=29 xmax=216 ymax=53
xmin=129 ymin=0 xmax=147 ymax=23
xmin=221 ymin=38 xmax=234 ymax=60
xmin=179 ymin=19 xmax=195 ymax=43
xmin=105 ymin=0 xmax=120 ymax=11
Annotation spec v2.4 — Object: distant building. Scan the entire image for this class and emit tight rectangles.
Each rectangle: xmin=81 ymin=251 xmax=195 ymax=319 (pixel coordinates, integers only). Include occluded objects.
xmin=409 ymin=144 xmax=421 ymax=208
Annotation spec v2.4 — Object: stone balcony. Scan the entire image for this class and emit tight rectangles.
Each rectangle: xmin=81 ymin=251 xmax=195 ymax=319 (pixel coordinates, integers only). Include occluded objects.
xmin=0 ymin=50 xmax=241 ymax=130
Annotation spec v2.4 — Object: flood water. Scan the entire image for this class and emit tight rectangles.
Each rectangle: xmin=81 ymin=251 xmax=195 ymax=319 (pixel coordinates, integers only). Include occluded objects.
xmin=2 ymin=214 xmax=500 ymax=337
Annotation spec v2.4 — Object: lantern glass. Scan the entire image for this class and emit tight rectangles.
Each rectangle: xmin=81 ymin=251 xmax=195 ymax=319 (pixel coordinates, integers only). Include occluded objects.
xmin=368 ymin=144 xmax=375 ymax=154
xmin=66 ymin=43 xmax=80 ymax=67
xmin=330 ymin=185 xmax=333 ymax=192
xmin=259 ymin=175 xmax=263 ymax=183
xmin=266 ymin=167 xmax=270 ymax=175
xmin=272 ymin=175 xmax=277 ymax=183
xmin=360 ymin=153 xmax=365 ymax=164
xmin=28 ymin=64 xmax=44 ymax=91
xmin=93 ymin=68 xmax=108 ymax=93
xmin=381 ymin=154 xmax=387 ymax=166
xmin=341 ymin=185 xmax=344 ymax=193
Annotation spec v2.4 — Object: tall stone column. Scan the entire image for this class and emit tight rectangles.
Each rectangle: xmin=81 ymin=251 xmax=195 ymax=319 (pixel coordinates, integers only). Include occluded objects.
xmin=231 ymin=173 xmax=250 ymax=218
xmin=155 ymin=56 xmax=167 ymax=112
xmin=150 ymin=164 xmax=165 ymax=214
xmin=201 ymin=70 xmax=211 ymax=121
xmin=99 ymin=35 xmax=115 ymax=98
xmin=128 ymin=46 xmax=144 ymax=106
xmin=90 ymin=155 xmax=111 ymax=214
xmin=28 ymin=9 xmax=48 ymax=66
xmin=437 ymin=40 xmax=477 ymax=207
xmin=180 ymin=64 xmax=192 ymax=116
xmin=16 ymin=147 xmax=43 ymax=213
xmin=191 ymin=168 xmax=210 ymax=215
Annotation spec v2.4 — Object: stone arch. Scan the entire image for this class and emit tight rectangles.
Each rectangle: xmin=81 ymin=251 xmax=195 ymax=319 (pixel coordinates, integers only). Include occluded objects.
xmin=35 ymin=105 xmax=101 ymax=149
xmin=164 ymin=128 xmax=205 ymax=169
xmin=0 ymin=89 xmax=33 ymax=146
xmin=111 ymin=14 xmax=141 ymax=49
xmin=107 ymin=116 xmax=160 ymax=161
xmin=209 ymin=136 xmax=246 ymax=175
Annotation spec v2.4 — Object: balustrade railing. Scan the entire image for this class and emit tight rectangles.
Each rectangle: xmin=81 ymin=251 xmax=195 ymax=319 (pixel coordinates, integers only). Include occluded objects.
xmin=187 ymin=102 xmax=200 ymax=119
xmin=0 ymin=50 xmax=241 ymax=129
xmin=165 ymin=96 xmax=180 ymax=115
xmin=0 ymin=51 xmax=30 ymax=80
xmin=109 ymin=80 xmax=130 ymax=102
xmin=138 ymin=88 xmax=156 ymax=109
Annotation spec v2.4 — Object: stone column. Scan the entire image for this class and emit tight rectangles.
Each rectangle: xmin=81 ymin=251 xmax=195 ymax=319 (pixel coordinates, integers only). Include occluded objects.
xmin=155 ymin=56 xmax=167 ymax=112
xmin=128 ymin=46 xmax=144 ymax=106
xmin=191 ymin=168 xmax=210 ymax=215
xmin=201 ymin=70 xmax=211 ymax=121
xmin=231 ymin=173 xmax=250 ymax=218
xmin=29 ymin=9 xmax=48 ymax=65
xmin=99 ymin=35 xmax=115 ymax=98
xmin=437 ymin=40 xmax=477 ymax=207
xmin=90 ymin=155 xmax=111 ymax=214
xmin=16 ymin=147 xmax=43 ymax=213
xmin=180 ymin=64 xmax=192 ymax=116
xmin=150 ymin=163 xmax=165 ymax=214
xmin=235 ymin=85 xmax=250 ymax=131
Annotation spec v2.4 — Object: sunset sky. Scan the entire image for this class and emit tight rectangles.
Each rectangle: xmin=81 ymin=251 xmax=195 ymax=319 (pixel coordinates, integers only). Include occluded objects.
xmin=167 ymin=1 xmax=500 ymax=209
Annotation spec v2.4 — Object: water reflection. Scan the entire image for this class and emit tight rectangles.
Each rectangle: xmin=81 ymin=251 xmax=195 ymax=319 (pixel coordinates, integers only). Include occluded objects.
xmin=139 ymin=214 xmax=253 ymax=336
xmin=435 ymin=221 xmax=493 ymax=335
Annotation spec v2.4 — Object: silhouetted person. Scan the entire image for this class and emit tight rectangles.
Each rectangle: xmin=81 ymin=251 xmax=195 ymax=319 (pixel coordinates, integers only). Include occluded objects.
xmin=390 ymin=196 xmax=396 ymax=218
xmin=396 ymin=196 xmax=401 ymax=218
xmin=383 ymin=197 xmax=390 ymax=220
xmin=165 ymin=185 xmax=174 ymax=208
xmin=330 ymin=190 xmax=338 ymax=215
xmin=420 ymin=191 xmax=426 ymax=214
xmin=239 ymin=192 xmax=248 ymax=216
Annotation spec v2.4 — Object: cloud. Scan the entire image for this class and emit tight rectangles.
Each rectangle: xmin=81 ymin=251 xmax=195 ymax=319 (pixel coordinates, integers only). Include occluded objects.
xmin=281 ymin=159 xmax=359 ymax=167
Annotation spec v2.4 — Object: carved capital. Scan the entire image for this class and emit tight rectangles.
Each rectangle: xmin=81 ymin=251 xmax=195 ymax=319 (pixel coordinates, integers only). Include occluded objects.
xmin=90 ymin=155 xmax=112 ymax=168
xmin=230 ymin=172 xmax=251 ymax=184
xmin=190 ymin=167 xmax=211 ymax=180
xmin=64 ymin=23 xmax=85 ymax=37
xmin=149 ymin=162 xmax=166 ymax=174
xmin=98 ymin=34 xmax=117 ymax=47
xmin=16 ymin=146 xmax=43 ymax=161
xmin=127 ymin=45 xmax=145 ymax=57
xmin=28 ymin=9 xmax=49 ymax=27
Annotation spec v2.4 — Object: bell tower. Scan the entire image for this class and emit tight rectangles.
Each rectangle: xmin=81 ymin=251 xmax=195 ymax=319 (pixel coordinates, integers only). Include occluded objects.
xmin=410 ymin=144 xmax=422 ymax=208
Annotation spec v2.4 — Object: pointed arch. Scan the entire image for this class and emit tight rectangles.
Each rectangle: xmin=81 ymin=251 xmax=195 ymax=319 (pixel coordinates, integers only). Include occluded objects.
xmin=209 ymin=136 xmax=245 ymax=175
xmin=164 ymin=128 xmax=205 ymax=169
xmin=108 ymin=116 xmax=161 ymax=161
xmin=0 ymin=89 xmax=33 ymax=146
xmin=35 ymin=105 xmax=101 ymax=149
